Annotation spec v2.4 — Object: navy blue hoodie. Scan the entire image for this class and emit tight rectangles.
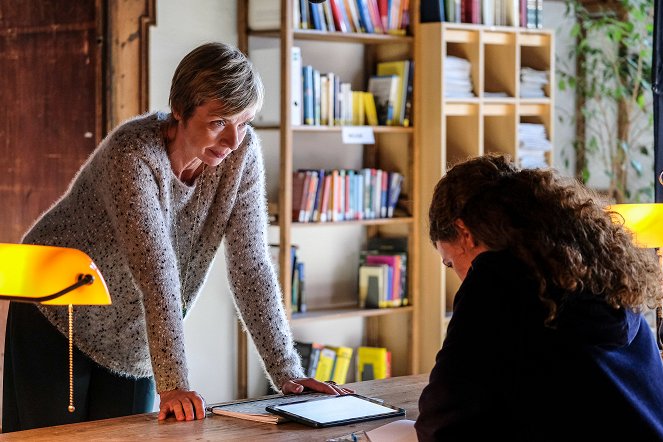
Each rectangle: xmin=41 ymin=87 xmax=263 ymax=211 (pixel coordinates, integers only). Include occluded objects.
xmin=415 ymin=250 xmax=663 ymax=441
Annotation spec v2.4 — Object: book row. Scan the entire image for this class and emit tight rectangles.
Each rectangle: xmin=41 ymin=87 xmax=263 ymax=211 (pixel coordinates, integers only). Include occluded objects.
xmin=292 ymin=168 xmax=404 ymax=223
xmin=296 ymin=0 xmax=410 ymax=35
xmin=296 ymin=342 xmax=392 ymax=385
xmin=421 ymin=0 xmax=544 ymax=28
xmin=359 ymin=236 xmax=409 ymax=308
xmin=269 ymin=244 xmax=307 ymax=313
xmin=295 ymin=49 xmax=413 ymax=127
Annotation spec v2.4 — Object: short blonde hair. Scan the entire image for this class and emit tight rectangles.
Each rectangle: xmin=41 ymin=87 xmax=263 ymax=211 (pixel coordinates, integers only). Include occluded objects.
xmin=169 ymin=42 xmax=264 ymax=121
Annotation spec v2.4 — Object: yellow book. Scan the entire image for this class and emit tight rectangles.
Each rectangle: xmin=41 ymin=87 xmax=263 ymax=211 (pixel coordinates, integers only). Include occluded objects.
xmin=356 ymin=346 xmax=390 ymax=381
xmin=314 ymin=347 xmax=337 ymax=382
xmin=363 ymin=92 xmax=379 ymax=126
xmin=330 ymin=346 xmax=354 ymax=384
xmin=376 ymin=60 xmax=410 ymax=126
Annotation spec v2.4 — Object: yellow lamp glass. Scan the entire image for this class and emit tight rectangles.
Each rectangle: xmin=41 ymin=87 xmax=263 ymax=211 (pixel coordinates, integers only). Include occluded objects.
xmin=0 ymin=243 xmax=111 ymax=305
xmin=0 ymin=243 xmax=112 ymax=413
xmin=605 ymin=203 xmax=663 ymax=249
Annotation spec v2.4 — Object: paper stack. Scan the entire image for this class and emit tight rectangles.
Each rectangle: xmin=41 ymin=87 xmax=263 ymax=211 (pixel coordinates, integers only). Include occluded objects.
xmin=518 ymin=123 xmax=552 ymax=169
xmin=444 ymin=56 xmax=474 ymax=98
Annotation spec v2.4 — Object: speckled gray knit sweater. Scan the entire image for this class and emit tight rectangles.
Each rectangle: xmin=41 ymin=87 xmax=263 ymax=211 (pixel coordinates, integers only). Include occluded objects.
xmin=23 ymin=112 xmax=304 ymax=393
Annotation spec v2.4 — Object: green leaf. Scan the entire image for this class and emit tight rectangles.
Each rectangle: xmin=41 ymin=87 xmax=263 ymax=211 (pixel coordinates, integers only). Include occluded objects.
xmin=630 ymin=159 xmax=643 ymax=176
xmin=581 ymin=167 xmax=590 ymax=183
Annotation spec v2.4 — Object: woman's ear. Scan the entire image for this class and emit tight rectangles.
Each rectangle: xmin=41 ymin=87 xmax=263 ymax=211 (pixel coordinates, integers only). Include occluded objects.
xmin=454 ymin=219 xmax=477 ymax=249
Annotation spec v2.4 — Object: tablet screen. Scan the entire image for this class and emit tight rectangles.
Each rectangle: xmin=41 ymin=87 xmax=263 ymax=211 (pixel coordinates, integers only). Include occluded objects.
xmin=268 ymin=394 xmax=403 ymax=427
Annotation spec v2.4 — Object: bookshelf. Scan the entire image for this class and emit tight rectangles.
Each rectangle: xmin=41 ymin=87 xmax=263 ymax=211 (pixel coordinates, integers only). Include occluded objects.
xmin=416 ymin=22 xmax=555 ymax=371
xmin=237 ymin=0 xmax=421 ymax=388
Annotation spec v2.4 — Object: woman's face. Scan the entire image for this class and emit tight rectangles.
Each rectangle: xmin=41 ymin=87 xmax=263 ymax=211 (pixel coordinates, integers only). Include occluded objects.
xmin=434 ymin=219 xmax=488 ymax=281
xmin=176 ymin=101 xmax=256 ymax=167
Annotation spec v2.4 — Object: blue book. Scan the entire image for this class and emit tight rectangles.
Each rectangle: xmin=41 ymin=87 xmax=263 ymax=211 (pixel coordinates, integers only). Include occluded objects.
xmin=420 ymin=0 xmax=445 ymax=23
xmin=355 ymin=0 xmax=374 ymax=33
xmin=302 ymin=65 xmax=315 ymax=125
xmin=309 ymin=1 xmax=322 ymax=30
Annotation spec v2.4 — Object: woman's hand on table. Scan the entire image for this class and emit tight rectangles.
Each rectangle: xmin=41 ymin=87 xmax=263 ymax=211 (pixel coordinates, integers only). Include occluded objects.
xmin=281 ymin=378 xmax=354 ymax=395
xmin=158 ymin=388 xmax=206 ymax=421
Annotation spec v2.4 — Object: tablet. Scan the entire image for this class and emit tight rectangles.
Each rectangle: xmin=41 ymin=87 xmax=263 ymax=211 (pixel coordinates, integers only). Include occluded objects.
xmin=265 ymin=394 xmax=405 ymax=428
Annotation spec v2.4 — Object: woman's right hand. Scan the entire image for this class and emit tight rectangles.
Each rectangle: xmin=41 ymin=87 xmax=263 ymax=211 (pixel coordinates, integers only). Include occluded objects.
xmin=157 ymin=388 xmax=206 ymax=421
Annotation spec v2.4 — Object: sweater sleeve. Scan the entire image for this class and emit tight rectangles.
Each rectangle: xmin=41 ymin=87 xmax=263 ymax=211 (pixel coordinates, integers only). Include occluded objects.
xmin=98 ymin=143 xmax=190 ymax=393
xmin=224 ymin=134 xmax=305 ymax=391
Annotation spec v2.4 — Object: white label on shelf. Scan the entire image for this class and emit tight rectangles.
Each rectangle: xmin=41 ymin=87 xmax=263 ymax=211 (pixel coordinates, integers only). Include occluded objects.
xmin=342 ymin=126 xmax=375 ymax=144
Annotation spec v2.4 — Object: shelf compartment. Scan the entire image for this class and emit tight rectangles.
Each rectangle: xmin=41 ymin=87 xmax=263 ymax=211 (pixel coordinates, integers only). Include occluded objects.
xmin=484 ymin=104 xmax=517 ymax=158
xmin=291 ymin=305 xmax=414 ymax=324
xmin=483 ymin=32 xmax=517 ymax=98
xmin=445 ymin=104 xmax=481 ymax=165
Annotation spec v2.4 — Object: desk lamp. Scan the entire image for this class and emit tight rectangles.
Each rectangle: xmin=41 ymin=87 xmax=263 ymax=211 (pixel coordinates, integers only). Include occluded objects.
xmin=0 ymin=243 xmax=111 ymax=412
xmin=605 ymin=203 xmax=663 ymax=357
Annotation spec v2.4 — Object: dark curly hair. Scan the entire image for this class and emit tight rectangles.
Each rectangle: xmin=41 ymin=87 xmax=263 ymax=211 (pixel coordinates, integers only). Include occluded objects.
xmin=429 ymin=154 xmax=663 ymax=323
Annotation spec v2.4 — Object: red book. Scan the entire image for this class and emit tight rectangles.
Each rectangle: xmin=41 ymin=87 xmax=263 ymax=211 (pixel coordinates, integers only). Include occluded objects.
xmin=377 ymin=0 xmax=388 ymax=30
xmin=292 ymin=171 xmax=307 ymax=222
xmin=320 ymin=173 xmax=332 ymax=222
xmin=366 ymin=0 xmax=385 ymax=33
xmin=328 ymin=0 xmax=348 ymax=32
xmin=461 ymin=0 xmax=480 ymax=24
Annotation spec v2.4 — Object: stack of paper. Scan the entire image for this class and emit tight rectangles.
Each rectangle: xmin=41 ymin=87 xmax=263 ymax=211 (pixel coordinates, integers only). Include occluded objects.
xmin=518 ymin=123 xmax=552 ymax=169
xmin=444 ymin=56 xmax=474 ymax=98
xmin=520 ymin=67 xmax=549 ymax=98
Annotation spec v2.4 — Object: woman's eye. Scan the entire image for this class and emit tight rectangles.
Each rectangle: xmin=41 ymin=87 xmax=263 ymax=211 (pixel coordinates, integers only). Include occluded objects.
xmin=213 ymin=120 xmax=226 ymax=127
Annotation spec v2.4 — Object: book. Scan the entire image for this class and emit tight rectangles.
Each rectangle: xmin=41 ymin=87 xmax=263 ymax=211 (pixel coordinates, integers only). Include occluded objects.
xmin=330 ymin=346 xmax=354 ymax=384
xmin=363 ymin=92 xmax=379 ymax=126
xmin=356 ymin=346 xmax=391 ymax=380
xmin=376 ymin=60 xmax=410 ymax=126
xmin=209 ymin=392 xmax=328 ymax=424
xmin=367 ymin=75 xmax=399 ymax=126
xmin=302 ymin=65 xmax=314 ymax=125
xmin=314 ymin=347 xmax=338 ymax=381
xmin=295 ymin=341 xmax=324 ymax=377
xmin=366 ymin=236 xmax=408 ymax=306
xmin=358 ymin=263 xmax=389 ymax=308
xmin=420 ymin=0 xmax=445 ymax=23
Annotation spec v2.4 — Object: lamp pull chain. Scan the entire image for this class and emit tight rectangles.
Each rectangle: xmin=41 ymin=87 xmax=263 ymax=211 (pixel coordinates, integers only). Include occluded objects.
xmin=68 ymin=304 xmax=75 ymax=413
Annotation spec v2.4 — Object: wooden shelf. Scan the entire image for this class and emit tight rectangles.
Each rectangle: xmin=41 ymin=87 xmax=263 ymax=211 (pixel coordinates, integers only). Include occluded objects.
xmin=240 ymin=0 xmax=421 ymax=380
xmin=249 ymin=29 xmax=413 ymax=45
xmin=290 ymin=216 xmax=414 ymax=227
xmin=418 ymin=21 xmax=554 ymax=371
xmin=291 ymin=305 xmax=414 ymax=324
xmin=293 ymin=125 xmax=413 ymax=134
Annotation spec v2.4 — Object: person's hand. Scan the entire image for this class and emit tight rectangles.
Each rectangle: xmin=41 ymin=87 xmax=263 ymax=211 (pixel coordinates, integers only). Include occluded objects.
xmin=281 ymin=378 xmax=354 ymax=395
xmin=157 ymin=388 xmax=206 ymax=421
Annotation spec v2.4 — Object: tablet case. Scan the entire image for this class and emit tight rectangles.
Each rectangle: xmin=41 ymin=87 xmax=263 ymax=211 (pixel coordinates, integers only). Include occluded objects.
xmin=265 ymin=394 xmax=405 ymax=428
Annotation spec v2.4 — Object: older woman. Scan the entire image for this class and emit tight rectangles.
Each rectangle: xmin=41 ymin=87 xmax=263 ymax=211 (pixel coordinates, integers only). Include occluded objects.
xmin=416 ymin=154 xmax=663 ymax=441
xmin=3 ymin=42 xmax=344 ymax=433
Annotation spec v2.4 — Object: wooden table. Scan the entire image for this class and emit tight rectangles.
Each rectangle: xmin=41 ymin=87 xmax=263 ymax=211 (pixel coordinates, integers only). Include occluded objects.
xmin=0 ymin=374 xmax=428 ymax=441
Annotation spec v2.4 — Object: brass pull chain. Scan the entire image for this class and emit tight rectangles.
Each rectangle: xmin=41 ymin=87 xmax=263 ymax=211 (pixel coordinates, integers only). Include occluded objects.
xmin=68 ymin=304 xmax=75 ymax=413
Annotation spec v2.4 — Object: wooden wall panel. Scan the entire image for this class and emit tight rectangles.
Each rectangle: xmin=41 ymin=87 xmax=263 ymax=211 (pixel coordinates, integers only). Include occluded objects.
xmin=0 ymin=0 xmax=154 ymax=426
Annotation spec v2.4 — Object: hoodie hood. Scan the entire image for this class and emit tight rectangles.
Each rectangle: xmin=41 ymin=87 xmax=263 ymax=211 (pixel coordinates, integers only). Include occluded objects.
xmin=555 ymin=291 xmax=640 ymax=348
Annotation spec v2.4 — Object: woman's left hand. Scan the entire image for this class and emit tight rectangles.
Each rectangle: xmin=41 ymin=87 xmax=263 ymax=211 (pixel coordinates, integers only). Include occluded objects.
xmin=281 ymin=378 xmax=354 ymax=395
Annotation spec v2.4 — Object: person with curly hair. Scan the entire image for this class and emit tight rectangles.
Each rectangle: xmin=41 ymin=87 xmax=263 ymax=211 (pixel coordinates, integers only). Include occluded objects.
xmin=415 ymin=154 xmax=663 ymax=441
